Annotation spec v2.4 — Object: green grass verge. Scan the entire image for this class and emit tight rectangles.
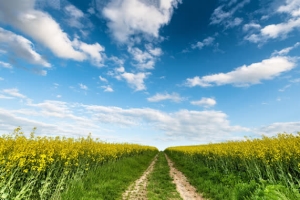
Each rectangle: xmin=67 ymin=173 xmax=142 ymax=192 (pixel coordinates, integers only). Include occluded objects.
xmin=60 ymin=151 xmax=157 ymax=200
xmin=147 ymin=152 xmax=182 ymax=200
xmin=165 ymin=152 xmax=300 ymax=200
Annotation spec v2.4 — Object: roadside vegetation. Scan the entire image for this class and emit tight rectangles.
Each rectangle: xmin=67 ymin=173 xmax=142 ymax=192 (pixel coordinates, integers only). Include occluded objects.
xmin=147 ymin=152 xmax=182 ymax=200
xmin=0 ymin=127 xmax=158 ymax=200
xmin=61 ymin=151 xmax=157 ymax=200
xmin=165 ymin=133 xmax=300 ymax=200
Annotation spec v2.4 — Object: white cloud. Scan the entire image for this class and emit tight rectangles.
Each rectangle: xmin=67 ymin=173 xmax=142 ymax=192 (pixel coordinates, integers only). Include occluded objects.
xmin=243 ymin=23 xmax=261 ymax=32
xmin=0 ymin=28 xmax=51 ymax=68
xmin=147 ymin=92 xmax=184 ymax=103
xmin=128 ymin=44 xmax=162 ymax=70
xmin=101 ymin=85 xmax=114 ymax=92
xmin=272 ymin=42 xmax=300 ymax=56
xmin=84 ymin=105 xmax=250 ymax=139
xmin=128 ymin=47 xmax=155 ymax=70
xmin=210 ymin=0 xmax=249 ymax=28
xmin=2 ymin=88 xmax=27 ymax=98
xmin=64 ymin=5 xmax=85 ymax=29
xmin=259 ymin=121 xmax=300 ymax=136
xmin=190 ymin=98 xmax=217 ymax=107
xmin=0 ymin=94 xmax=14 ymax=99
xmin=0 ymin=1 xmax=106 ymax=66
xmin=99 ymin=76 xmax=108 ymax=82
xmin=115 ymin=66 xmax=125 ymax=73
xmin=278 ymin=84 xmax=291 ymax=92
xmin=191 ymin=37 xmax=215 ymax=50
xmin=73 ymin=38 xmax=105 ymax=67
xmin=56 ymin=95 xmax=62 ymax=98
xmin=146 ymin=44 xmax=163 ymax=56
xmin=261 ymin=18 xmax=300 ymax=39
xmin=227 ymin=17 xmax=243 ymax=28
xmin=0 ymin=87 xmax=251 ymax=143
xmin=65 ymin=5 xmax=84 ymax=19
xmin=245 ymin=0 xmax=300 ymax=43
xmin=109 ymin=65 xmax=150 ymax=91
xmin=185 ymin=56 xmax=296 ymax=87
xmin=210 ymin=6 xmax=231 ymax=25
xmin=0 ymin=101 xmax=106 ymax=138
xmin=0 ymin=61 xmax=13 ymax=69
xmin=102 ymin=0 xmax=181 ymax=43
xmin=121 ymin=72 xmax=150 ymax=91
xmin=0 ymin=1 xmax=87 ymax=60
xmin=277 ymin=0 xmax=300 ymax=17
xmin=79 ymin=83 xmax=88 ymax=90
xmin=0 ymin=77 xmax=3 ymax=81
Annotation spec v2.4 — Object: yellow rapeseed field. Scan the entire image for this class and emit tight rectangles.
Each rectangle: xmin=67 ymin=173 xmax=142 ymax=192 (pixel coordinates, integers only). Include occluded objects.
xmin=166 ymin=133 xmax=300 ymax=186
xmin=0 ymin=127 xmax=157 ymax=199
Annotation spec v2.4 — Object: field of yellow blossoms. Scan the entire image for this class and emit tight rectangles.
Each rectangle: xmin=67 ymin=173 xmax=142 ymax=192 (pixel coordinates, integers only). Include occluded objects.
xmin=0 ymin=127 xmax=158 ymax=199
xmin=166 ymin=133 xmax=300 ymax=195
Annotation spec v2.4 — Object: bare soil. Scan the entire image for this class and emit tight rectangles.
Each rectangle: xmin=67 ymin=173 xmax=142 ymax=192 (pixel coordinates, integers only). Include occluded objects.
xmin=165 ymin=154 xmax=205 ymax=200
xmin=122 ymin=155 xmax=158 ymax=200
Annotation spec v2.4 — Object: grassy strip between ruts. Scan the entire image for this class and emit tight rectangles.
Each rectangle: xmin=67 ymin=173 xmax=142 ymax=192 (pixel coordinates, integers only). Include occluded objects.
xmin=59 ymin=151 xmax=157 ymax=200
xmin=147 ymin=152 xmax=182 ymax=200
xmin=165 ymin=151 xmax=300 ymax=200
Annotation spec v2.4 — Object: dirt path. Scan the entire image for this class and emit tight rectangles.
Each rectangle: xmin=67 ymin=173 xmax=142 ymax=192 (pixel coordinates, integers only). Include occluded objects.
xmin=122 ymin=155 xmax=158 ymax=200
xmin=165 ymin=154 xmax=205 ymax=200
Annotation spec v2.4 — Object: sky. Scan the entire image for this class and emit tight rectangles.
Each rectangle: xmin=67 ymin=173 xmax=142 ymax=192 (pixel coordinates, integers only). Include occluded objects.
xmin=0 ymin=0 xmax=300 ymax=150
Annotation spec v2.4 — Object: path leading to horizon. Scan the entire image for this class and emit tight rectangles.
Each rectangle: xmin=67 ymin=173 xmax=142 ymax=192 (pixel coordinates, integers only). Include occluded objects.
xmin=122 ymin=153 xmax=205 ymax=200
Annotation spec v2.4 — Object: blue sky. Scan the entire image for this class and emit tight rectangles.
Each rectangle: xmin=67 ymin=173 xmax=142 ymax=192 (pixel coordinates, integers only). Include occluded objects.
xmin=0 ymin=0 xmax=300 ymax=150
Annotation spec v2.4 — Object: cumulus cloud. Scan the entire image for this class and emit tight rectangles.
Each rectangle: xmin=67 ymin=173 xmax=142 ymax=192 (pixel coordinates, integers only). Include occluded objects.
xmin=121 ymin=71 xmax=150 ymax=91
xmin=0 ymin=101 xmax=105 ymax=138
xmin=83 ymin=105 xmax=250 ymax=139
xmin=258 ymin=121 xmax=300 ymax=136
xmin=190 ymin=98 xmax=216 ymax=107
xmin=0 ymin=94 xmax=14 ymax=99
xmin=245 ymin=0 xmax=300 ymax=43
xmin=227 ymin=17 xmax=243 ymax=28
xmin=99 ymin=76 xmax=108 ymax=82
xmin=64 ymin=5 xmax=84 ymax=28
xmin=272 ymin=42 xmax=300 ymax=57
xmin=243 ymin=22 xmax=261 ymax=32
xmin=101 ymin=85 xmax=114 ymax=92
xmin=128 ymin=45 xmax=162 ymax=70
xmin=2 ymin=88 xmax=27 ymax=99
xmin=147 ymin=92 xmax=184 ymax=103
xmin=0 ymin=87 xmax=251 ymax=142
xmin=191 ymin=37 xmax=215 ymax=50
xmin=79 ymin=83 xmax=88 ymax=90
xmin=0 ymin=0 xmax=106 ymax=67
xmin=0 ymin=61 xmax=13 ymax=69
xmin=185 ymin=56 xmax=296 ymax=87
xmin=246 ymin=19 xmax=300 ymax=43
xmin=107 ymin=65 xmax=150 ymax=91
xmin=210 ymin=0 xmax=249 ymax=28
xmin=102 ymin=0 xmax=181 ymax=43
xmin=277 ymin=0 xmax=300 ymax=17
xmin=0 ymin=28 xmax=51 ymax=68
xmin=73 ymin=38 xmax=105 ymax=67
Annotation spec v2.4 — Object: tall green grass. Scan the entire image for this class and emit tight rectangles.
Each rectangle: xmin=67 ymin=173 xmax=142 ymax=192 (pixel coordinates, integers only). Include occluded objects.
xmin=147 ymin=152 xmax=182 ymax=200
xmin=60 ymin=151 xmax=157 ymax=200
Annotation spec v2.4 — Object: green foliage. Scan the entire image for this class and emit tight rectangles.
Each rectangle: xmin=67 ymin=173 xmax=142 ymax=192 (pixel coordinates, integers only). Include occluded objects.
xmin=60 ymin=151 xmax=157 ymax=200
xmin=147 ymin=152 xmax=182 ymax=200
xmin=165 ymin=151 xmax=300 ymax=200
